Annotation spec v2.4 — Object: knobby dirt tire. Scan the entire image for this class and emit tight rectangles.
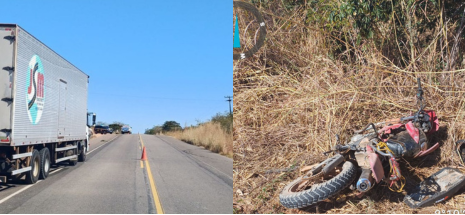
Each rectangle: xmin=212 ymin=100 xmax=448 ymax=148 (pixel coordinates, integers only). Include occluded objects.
xmin=279 ymin=161 xmax=357 ymax=209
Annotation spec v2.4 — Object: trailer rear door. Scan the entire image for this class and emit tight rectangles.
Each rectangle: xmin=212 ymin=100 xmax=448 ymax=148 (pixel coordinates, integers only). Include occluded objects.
xmin=0 ymin=25 xmax=15 ymax=143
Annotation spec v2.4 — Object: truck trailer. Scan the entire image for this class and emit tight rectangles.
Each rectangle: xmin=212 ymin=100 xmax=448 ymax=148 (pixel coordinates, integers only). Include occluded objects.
xmin=0 ymin=24 xmax=94 ymax=184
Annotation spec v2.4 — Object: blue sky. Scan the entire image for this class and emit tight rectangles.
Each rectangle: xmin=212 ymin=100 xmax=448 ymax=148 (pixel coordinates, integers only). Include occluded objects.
xmin=3 ymin=1 xmax=231 ymax=133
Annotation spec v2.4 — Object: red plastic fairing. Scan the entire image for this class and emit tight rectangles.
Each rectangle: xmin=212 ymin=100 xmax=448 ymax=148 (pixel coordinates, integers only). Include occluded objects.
xmin=405 ymin=121 xmax=420 ymax=144
xmin=414 ymin=142 xmax=440 ymax=158
xmin=366 ymin=145 xmax=384 ymax=183
xmin=379 ymin=123 xmax=403 ymax=134
xmin=425 ymin=110 xmax=439 ymax=134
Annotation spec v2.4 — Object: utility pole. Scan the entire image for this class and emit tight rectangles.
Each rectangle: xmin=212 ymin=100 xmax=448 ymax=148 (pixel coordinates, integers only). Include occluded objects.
xmin=225 ymin=96 xmax=233 ymax=115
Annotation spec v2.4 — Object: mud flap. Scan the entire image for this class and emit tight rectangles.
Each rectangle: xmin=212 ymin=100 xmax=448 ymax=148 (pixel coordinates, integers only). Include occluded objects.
xmin=403 ymin=167 xmax=465 ymax=209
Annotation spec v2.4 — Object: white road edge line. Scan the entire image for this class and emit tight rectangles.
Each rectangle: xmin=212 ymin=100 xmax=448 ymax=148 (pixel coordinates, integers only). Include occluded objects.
xmin=0 ymin=135 xmax=119 ymax=205
xmin=0 ymin=167 xmax=65 ymax=205
xmin=49 ymin=167 xmax=64 ymax=175
xmin=158 ymin=136 xmax=233 ymax=181
xmin=88 ymin=135 xmax=119 ymax=154
xmin=0 ymin=181 xmax=41 ymax=205
xmin=192 ymin=157 xmax=233 ymax=181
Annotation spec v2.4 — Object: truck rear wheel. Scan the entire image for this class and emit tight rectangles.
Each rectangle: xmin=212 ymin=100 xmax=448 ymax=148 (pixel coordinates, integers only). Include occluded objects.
xmin=39 ymin=148 xmax=50 ymax=179
xmin=25 ymin=149 xmax=40 ymax=184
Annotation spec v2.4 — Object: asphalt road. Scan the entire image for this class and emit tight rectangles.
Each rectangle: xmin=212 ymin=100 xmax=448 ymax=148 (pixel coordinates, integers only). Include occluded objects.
xmin=0 ymin=134 xmax=233 ymax=214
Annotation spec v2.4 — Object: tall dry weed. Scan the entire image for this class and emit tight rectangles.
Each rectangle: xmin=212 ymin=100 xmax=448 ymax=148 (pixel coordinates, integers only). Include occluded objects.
xmin=168 ymin=122 xmax=233 ymax=157
xmin=234 ymin=1 xmax=465 ymax=214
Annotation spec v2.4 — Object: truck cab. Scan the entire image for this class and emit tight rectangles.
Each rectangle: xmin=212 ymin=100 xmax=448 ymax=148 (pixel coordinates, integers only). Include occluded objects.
xmin=94 ymin=125 xmax=112 ymax=134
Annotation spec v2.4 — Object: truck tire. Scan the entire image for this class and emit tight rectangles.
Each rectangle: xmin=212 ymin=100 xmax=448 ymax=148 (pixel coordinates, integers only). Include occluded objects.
xmin=39 ymin=148 xmax=50 ymax=179
xmin=10 ymin=173 xmax=24 ymax=183
xmin=68 ymin=158 xmax=77 ymax=166
xmin=279 ymin=161 xmax=357 ymax=209
xmin=78 ymin=144 xmax=87 ymax=162
xmin=25 ymin=149 xmax=40 ymax=184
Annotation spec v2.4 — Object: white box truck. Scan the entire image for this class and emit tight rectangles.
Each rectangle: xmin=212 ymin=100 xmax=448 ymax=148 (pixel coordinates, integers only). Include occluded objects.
xmin=0 ymin=24 xmax=95 ymax=184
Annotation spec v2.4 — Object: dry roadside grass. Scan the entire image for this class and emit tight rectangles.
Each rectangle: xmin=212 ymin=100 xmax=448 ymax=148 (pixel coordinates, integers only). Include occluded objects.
xmin=167 ymin=122 xmax=233 ymax=158
xmin=233 ymin=1 xmax=465 ymax=214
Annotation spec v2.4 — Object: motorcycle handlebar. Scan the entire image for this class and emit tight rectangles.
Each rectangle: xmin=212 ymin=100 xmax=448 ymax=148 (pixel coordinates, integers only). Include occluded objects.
xmin=417 ymin=78 xmax=424 ymax=103
xmin=417 ymin=77 xmax=421 ymax=90
xmin=401 ymin=115 xmax=415 ymax=121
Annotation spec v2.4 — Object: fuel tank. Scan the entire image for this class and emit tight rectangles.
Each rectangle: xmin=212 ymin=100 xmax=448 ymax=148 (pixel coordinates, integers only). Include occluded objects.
xmin=385 ymin=123 xmax=427 ymax=158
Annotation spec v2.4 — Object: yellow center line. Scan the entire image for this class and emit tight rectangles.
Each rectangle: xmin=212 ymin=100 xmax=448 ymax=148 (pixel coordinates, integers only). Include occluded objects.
xmin=139 ymin=134 xmax=164 ymax=214
xmin=140 ymin=160 xmax=144 ymax=168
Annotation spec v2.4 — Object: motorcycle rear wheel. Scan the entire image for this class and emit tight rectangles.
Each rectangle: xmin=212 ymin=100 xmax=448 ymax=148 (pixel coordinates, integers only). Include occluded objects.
xmin=279 ymin=161 xmax=357 ymax=209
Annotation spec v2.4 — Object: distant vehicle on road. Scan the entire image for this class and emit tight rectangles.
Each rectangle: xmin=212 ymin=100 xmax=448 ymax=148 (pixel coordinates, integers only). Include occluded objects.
xmin=0 ymin=24 xmax=95 ymax=184
xmin=87 ymin=112 xmax=96 ymax=139
xmin=95 ymin=125 xmax=112 ymax=134
xmin=121 ymin=125 xmax=132 ymax=134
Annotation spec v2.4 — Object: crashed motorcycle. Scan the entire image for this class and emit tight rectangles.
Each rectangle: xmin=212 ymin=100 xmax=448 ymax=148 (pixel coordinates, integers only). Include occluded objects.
xmin=279 ymin=78 xmax=465 ymax=209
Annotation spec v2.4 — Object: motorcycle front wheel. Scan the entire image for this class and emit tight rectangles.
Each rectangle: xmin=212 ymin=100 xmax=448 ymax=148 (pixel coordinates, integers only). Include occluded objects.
xmin=279 ymin=161 xmax=357 ymax=209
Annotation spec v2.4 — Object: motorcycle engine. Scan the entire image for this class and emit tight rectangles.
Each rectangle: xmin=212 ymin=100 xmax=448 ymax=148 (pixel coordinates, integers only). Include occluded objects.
xmin=385 ymin=128 xmax=427 ymax=158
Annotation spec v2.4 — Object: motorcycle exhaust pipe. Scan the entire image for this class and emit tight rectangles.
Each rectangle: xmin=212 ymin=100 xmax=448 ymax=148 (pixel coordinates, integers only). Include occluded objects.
xmin=356 ymin=168 xmax=374 ymax=192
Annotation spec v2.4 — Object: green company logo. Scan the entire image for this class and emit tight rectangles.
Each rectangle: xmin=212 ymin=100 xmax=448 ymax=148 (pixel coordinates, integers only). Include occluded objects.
xmin=233 ymin=1 xmax=266 ymax=60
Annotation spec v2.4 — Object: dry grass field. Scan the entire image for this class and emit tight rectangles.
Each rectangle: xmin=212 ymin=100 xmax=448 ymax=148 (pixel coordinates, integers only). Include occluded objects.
xmin=233 ymin=1 xmax=465 ymax=213
xmin=167 ymin=122 xmax=233 ymax=157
